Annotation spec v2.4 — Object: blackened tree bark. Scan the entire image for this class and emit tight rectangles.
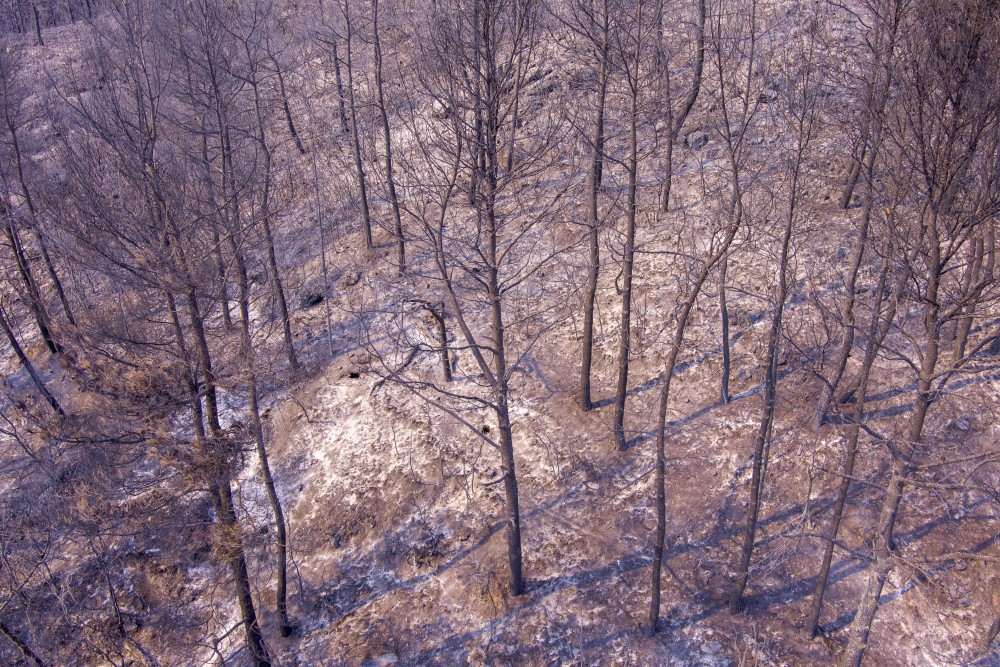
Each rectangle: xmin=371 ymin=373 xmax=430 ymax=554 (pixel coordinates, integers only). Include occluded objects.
xmin=730 ymin=5 xmax=820 ymax=613
xmin=808 ymin=244 xmax=897 ymax=637
xmin=59 ymin=4 xmax=274 ymax=660
xmin=341 ymin=0 xmax=374 ymax=250
xmin=230 ymin=237 xmax=292 ymax=637
xmin=648 ymin=202 xmax=741 ymax=633
xmin=377 ymin=0 xmax=556 ymax=596
xmin=708 ymin=0 xmax=762 ymax=411
xmin=0 ymin=621 xmax=46 ymax=667
xmin=1 ymin=204 xmax=59 ymax=354
xmin=0 ymin=301 xmax=63 ymax=415
xmin=841 ymin=2 xmax=1000 ymax=661
xmin=718 ymin=253 xmax=730 ymax=402
xmin=612 ymin=0 xmax=651 ymax=452
xmin=557 ymin=0 xmax=614 ymax=412
xmin=31 ymin=2 xmax=42 ymax=45
xmin=2 ymin=109 xmax=75 ymax=328
xmin=266 ymin=46 xmax=306 ymax=155
xmin=314 ymin=19 xmax=351 ymax=135
xmin=372 ymin=0 xmax=406 ymax=274
xmin=815 ymin=0 xmax=903 ymax=427
xmin=236 ymin=16 xmax=300 ymax=370
xmin=657 ymin=0 xmax=705 ymax=212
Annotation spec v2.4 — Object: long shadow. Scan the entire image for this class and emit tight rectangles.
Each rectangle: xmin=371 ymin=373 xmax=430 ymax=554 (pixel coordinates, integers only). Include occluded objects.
xmin=739 ymin=554 xmax=871 ymax=615
xmin=588 ymin=282 xmax=840 ymax=416
xmin=821 ymin=529 xmax=1000 ymax=635
xmin=595 ymin=336 xmax=826 ymax=437
xmin=827 ymin=370 xmax=1000 ymax=425
xmin=406 ymin=552 xmax=650 ymax=664
xmin=663 ymin=345 xmax=823 ymax=430
xmin=313 ymin=478 xmax=594 ymax=627
xmin=678 ymin=495 xmax=1000 ymax=632
xmin=592 ymin=374 xmax=663 ymax=409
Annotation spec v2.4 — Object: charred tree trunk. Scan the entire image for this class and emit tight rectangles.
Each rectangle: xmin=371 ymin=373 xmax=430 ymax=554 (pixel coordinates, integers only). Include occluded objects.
xmin=612 ymin=49 xmax=640 ymax=452
xmin=729 ymin=212 xmax=792 ymax=614
xmin=330 ymin=37 xmax=350 ymax=134
xmin=342 ymin=0 xmax=373 ymax=250
xmin=232 ymin=240 xmax=292 ymax=638
xmin=952 ymin=234 xmax=989 ymax=365
xmin=719 ymin=253 xmax=731 ymax=403
xmin=730 ymin=95 xmax=811 ymax=613
xmin=648 ymin=215 xmax=740 ymax=633
xmin=1 ymin=207 xmax=59 ymax=355
xmin=808 ymin=253 xmax=896 ymax=637
xmin=185 ymin=287 xmax=272 ymax=667
xmin=32 ymin=2 xmax=43 ymax=45
xmin=0 ymin=621 xmax=46 ymax=667
xmin=268 ymin=50 xmax=306 ymax=155
xmin=483 ymin=50 xmax=524 ymax=593
xmin=5 ymin=84 xmax=74 ymax=328
xmin=372 ymin=0 xmax=405 ymax=274
xmin=211 ymin=227 xmax=232 ymax=328
xmin=815 ymin=193 xmax=870 ymax=426
xmin=245 ymin=53 xmax=299 ymax=370
xmin=839 ymin=142 xmax=865 ymax=209
xmin=580 ymin=0 xmax=610 ymax=412
xmin=0 ymin=303 xmax=63 ymax=415
xmin=659 ymin=0 xmax=705 ymax=211
xmin=818 ymin=0 xmax=901 ymax=423
xmin=418 ymin=300 xmax=452 ymax=383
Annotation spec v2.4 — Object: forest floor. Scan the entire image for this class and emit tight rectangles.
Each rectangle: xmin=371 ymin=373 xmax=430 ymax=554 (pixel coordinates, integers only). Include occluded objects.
xmin=3 ymin=11 xmax=1000 ymax=667
xmin=225 ymin=178 xmax=1000 ymax=666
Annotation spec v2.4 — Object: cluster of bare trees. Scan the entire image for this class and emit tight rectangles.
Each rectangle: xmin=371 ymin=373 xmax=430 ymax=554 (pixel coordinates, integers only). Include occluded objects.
xmin=0 ymin=0 xmax=106 ymax=43
xmin=0 ymin=0 xmax=998 ymax=664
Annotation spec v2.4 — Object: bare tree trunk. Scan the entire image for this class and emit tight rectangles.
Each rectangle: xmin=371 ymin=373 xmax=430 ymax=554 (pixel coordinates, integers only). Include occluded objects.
xmin=32 ymin=2 xmax=42 ymax=45
xmin=839 ymin=142 xmax=864 ymax=209
xmin=840 ymin=219 xmax=941 ymax=664
xmin=260 ymin=210 xmax=298 ymax=371
xmin=185 ymin=288 xmax=272 ymax=667
xmin=719 ymin=252 xmax=731 ymax=403
xmin=418 ymin=300 xmax=452 ymax=382
xmin=808 ymin=253 xmax=896 ymax=637
xmin=372 ymin=0 xmax=405 ymax=274
xmin=648 ymin=215 xmax=739 ymax=633
xmin=267 ymin=50 xmax=306 ymax=155
xmin=815 ymin=194 xmax=870 ymax=426
xmin=952 ymin=235 xmax=988 ymax=365
xmin=729 ymin=207 xmax=793 ymax=613
xmin=483 ymin=55 xmax=524 ymax=592
xmin=232 ymin=241 xmax=292 ymax=637
xmin=710 ymin=0 xmax=756 ymax=413
xmin=495 ymin=384 xmax=523 ymax=595
xmin=245 ymin=50 xmax=299 ymax=370
xmin=212 ymin=227 xmax=232 ymax=328
xmin=330 ymin=37 xmax=350 ymax=134
xmin=342 ymin=0 xmax=374 ymax=250
xmin=580 ymin=0 xmax=610 ymax=412
xmin=504 ymin=75 xmax=521 ymax=175
xmin=217 ymin=481 xmax=273 ymax=667
xmin=840 ymin=544 xmax=893 ymax=667
xmin=0 ymin=303 xmax=63 ymax=415
xmin=7 ymin=123 xmax=75 ymax=327
xmin=0 ymin=620 xmax=46 ymax=667
xmin=818 ymin=0 xmax=901 ymax=423
xmin=659 ymin=0 xmax=705 ymax=211
xmin=1 ymin=206 xmax=59 ymax=354
xmin=613 ymin=44 xmax=641 ymax=452
xmin=730 ymin=75 xmax=813 ymax=611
